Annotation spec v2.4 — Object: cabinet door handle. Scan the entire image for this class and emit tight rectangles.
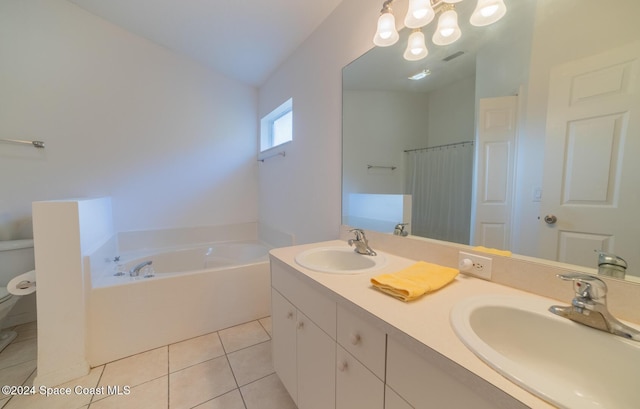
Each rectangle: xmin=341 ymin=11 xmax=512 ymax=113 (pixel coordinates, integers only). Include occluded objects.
xmin=297 ymin=321 xmax=304 ymax=330
xmin=286 ymin=311 xmax=294 ymax=320
xmin=349 ymin=333 xmax=361 ymax=345
xmin=338 ymin=360 xmax=348 ymax=372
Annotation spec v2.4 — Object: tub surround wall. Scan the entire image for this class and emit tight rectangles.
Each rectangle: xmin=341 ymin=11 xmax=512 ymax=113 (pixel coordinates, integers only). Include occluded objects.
xmin=116 ymin=223 xmax=259 ymax=253
xmin=31 ymin=197 xmax=114 ymax=388
xmin=340 ymin=226 xmax=640 ymax=324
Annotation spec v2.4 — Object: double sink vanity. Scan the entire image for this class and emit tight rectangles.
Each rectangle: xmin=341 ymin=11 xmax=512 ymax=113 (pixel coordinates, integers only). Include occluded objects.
xmin=269 ymin=237 xmax=640 ymax=409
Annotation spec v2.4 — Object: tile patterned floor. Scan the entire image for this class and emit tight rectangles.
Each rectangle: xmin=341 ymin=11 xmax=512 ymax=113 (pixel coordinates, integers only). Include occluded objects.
xmin=0 ymin=317 xmax=298 ymax=409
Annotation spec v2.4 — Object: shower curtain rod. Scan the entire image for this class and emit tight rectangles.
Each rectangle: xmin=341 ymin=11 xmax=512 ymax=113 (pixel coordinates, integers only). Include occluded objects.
xmin=0 ymin=138 xmax=45 ymax=149
xmin=404 ymin=140 xmax=473 ymax=153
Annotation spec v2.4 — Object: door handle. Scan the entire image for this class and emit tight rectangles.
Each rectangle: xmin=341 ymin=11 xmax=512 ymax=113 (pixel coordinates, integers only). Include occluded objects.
xmin=544 ymin=214 xmax=557 ymax=225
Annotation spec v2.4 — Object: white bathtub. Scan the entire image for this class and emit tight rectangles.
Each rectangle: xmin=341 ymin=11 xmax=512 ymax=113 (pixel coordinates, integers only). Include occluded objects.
xmin=87 ymin=240 xmax=272 ymax=366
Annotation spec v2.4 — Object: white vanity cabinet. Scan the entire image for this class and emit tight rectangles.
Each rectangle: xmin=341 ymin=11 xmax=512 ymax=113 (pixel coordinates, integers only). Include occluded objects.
xmin=270 ymin=250 xmax=530 ymax=409
xmin=271 ymin=260 xmax=336 ymax=409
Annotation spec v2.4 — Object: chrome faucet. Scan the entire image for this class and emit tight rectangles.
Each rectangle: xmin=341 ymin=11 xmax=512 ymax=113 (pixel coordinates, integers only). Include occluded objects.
xmin=549 ymin=273 xmax=640 ymax=341
xmin=348 ymin=229 xmax=377 ymax=256
xmin=393 ymin=223 xmax=409 ymax=237
xmin=130 ymin=260 xmax=152 ymax=277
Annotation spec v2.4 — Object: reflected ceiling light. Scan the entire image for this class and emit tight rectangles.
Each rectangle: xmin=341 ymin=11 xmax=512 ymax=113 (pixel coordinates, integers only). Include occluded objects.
xmin=405 ymin=0 xmax=435 ymax=29
xmin=404 ymin=29 xmax=429 ymax=61
xmin=373 ymin=0 xmax=507 ymax=58
xmin=408 ymin=69 xmax=432 ymax=81
xmin=373 ymin=1 xmax=399 ymax=47
xmin=470 ymin=0 xmax=507 ymax=26
xmin=432 ymin=6 xmax=462 ymax=46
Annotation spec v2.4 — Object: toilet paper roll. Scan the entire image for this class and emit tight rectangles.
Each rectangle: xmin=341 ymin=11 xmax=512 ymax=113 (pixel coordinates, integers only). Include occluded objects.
xmin=8 ymin=270 xmax=36 ymax=296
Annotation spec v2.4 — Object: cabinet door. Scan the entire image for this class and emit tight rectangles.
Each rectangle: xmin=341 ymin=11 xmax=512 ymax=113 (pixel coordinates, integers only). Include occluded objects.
xmin=271 ymin=289 xmax=298 ymax=404
xmin=386 ymin=337 xmax=526 ymax=409
xmin=336 ymin=345 xmax=384 ymax=409
xmin=297 ymin=311 xmax=336 ymax=409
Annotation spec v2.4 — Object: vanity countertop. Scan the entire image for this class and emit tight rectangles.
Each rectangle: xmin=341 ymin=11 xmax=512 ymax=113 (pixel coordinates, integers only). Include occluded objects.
xmin=270 ymin=240 xmax=556 ymax=409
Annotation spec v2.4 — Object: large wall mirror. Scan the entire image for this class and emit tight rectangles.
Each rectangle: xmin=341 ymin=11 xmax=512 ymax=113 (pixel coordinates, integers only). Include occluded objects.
xmin=342 ymin=0 xmax=640 ymax=280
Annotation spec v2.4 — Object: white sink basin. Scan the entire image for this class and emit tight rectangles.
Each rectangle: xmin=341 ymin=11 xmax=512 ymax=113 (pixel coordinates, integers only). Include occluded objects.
xmin=294 ymin=246 xmax=387 ymax=274
xmin=451 ymin=295 xmax=640 ymax=409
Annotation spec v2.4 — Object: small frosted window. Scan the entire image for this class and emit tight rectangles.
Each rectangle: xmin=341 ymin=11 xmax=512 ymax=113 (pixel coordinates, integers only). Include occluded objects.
xmin=260 ymin=98 xmax=292 ymax=153
xmin=272 ymin=110 xmax=292 ymax=147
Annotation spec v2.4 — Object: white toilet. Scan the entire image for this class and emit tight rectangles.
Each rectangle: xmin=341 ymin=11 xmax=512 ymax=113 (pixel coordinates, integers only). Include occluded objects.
xmin=0 ymin=239 xmax=36 ymax=351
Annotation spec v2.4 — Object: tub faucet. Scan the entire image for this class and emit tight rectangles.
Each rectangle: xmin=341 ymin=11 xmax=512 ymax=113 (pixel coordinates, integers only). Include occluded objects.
xmin=393 ymin=223 xmax=409 ymax=236
xmin=130 ymin=260 xmax=152 ymax=277
xmin=348 ymin=229 xmax=377 ymax=256
xmin=549 ymin=273 xmax=640 ymax=341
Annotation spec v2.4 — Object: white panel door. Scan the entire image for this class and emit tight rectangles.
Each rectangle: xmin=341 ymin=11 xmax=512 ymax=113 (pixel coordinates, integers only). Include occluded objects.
xmin=539 ymin=41 xmax=640 ymax=269
xmin=473 ymin=96 xmax=518 ymax=249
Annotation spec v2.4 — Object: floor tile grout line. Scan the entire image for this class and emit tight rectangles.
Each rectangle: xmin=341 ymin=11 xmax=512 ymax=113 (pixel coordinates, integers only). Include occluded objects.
xmin=3 ymin=365 xmax=37 ymax=407
xmin=0 ymin=358 xmax=37 ymax=373
xmin=225 ymin=339 xmax=272 ymax=358
xmin=86 ymin=365 xmax=105 ymax=406
xmin=237 ymin=370 xmax=277 ymax=390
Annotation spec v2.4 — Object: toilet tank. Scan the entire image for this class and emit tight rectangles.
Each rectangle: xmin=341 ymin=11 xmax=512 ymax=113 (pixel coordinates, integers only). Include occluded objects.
xmin=0 ymin=240 xmax=35 ymax=286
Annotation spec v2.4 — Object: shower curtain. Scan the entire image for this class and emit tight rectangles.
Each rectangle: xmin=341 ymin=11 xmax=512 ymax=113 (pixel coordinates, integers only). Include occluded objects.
xmin=405 ymin=143 xmax=474 ymax=244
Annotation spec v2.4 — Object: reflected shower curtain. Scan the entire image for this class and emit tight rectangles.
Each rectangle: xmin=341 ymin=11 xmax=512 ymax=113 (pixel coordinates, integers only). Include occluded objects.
xmin=405 ymin=143 xmax=474 ymax=244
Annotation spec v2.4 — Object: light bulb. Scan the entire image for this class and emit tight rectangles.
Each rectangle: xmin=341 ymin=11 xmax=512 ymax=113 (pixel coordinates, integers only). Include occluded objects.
xmin=373 ymin=12 xmax=399 ymax=46
xmin=470 ymin=0 xmax=507 ymax=27
xmin=404 ymin=0 xmax=435 ymax=29
xmin=403 ymin=30 xmax=428 ymax=61
xmin=481 ymin=5 xmax=499 ymax=16
xmin=432 ymin=9 xmax=461 ymax=46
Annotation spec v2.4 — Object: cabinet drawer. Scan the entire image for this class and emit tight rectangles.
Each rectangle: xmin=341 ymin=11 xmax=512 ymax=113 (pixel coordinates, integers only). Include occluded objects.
xmin=337 ymin=303 xmax=386 ymax=380
xmin=336 ymin=345 xmax=384 ymax=409
xmin=271 ymin=259 xmax=336 ymax=339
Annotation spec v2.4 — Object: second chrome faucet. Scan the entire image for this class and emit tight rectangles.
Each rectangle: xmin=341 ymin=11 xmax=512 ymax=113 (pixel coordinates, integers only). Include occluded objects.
xmin=549 ymin=273 xmax=640 ymax=341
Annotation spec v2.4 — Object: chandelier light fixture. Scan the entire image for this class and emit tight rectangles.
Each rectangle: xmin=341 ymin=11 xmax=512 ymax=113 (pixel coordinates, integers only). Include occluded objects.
xmin=373 ymin=0 xmax=507 ymax=61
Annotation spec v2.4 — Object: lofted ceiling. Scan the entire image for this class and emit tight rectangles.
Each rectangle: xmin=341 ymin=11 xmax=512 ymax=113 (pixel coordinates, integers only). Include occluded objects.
xmin=68 ymin=0 xmax=345 ymax=86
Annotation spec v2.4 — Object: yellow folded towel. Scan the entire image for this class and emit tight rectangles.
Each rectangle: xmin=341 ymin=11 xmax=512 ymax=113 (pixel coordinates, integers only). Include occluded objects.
xmin=473 ymin=246 xmax=512 ymax=257
xmin=370 ymin=261 xmax=458 ymax=302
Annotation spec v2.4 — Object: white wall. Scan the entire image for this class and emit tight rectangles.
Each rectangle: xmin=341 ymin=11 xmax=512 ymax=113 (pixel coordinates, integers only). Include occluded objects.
xmin=426 ymin=76 xmax=475 ymax=148
xmin=258 ymin=0 xmax=385 ymax=244
xmin=342 ymin=90 xmax=428 ymax=198
xmin=0 ymin=0 xmax=258 ymax=239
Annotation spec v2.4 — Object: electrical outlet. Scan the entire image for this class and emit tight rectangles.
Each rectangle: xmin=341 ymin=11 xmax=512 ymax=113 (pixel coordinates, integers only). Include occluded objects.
xmin=458 ymin=251 xmax=492 ymax=280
